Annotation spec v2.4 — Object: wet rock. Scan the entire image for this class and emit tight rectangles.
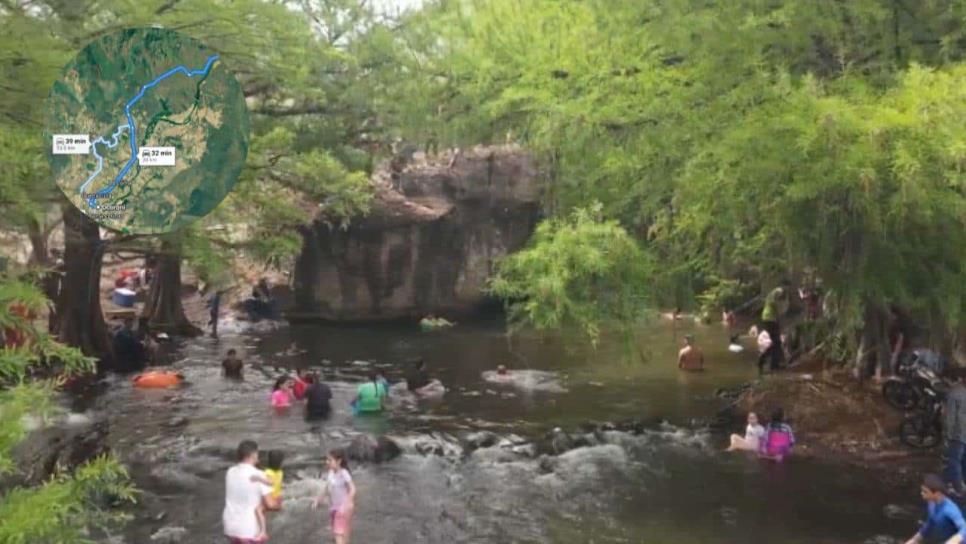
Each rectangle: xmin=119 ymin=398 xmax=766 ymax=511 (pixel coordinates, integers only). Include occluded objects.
xmin=292 ymin=146 xmax=540 ymax=322
xmin=461 ymin=431 xmax=498 ymax=451
xmin=573 ymin=433 xmax=601 ymax=448
xmin=507 ymin=442 xmax=537 ymax=458
xmin=863 ymin=537 xmax=902 ymax=544
xmin=345 ymin=435 xmax=402 ymax=463
xmin=150 ymin=526 xmax=187 ymax=543
xmin=537 ymin=454 xmax=558 ymax=474
xmin=411 ymin=433 xmax=464 ymax=458
xmin=882 ymin=503 xmax=920 ymax=521
xmin=545 ymin=428 xmax=575 ymax=455
xmin=65 ymin=412 xmax=95 ymax=427
xmin=163 ymin=416 xmax=189 ymax=429
xmin=719 ymin=506 xmax=739 ymax=527
xmin=715 ymin=383 xmax=751 ymax=402
xmin=3 ymin=419 xmax=110 ymax=488
xmin=149 ymin=465 xmax=204 ymax=490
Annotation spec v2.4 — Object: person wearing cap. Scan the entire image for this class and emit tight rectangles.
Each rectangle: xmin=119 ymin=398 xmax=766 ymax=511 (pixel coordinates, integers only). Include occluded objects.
xmin=904 ymin=473 xmax=966 ymax=544
xmin=677 ymin=334 xmax=704 ymax=371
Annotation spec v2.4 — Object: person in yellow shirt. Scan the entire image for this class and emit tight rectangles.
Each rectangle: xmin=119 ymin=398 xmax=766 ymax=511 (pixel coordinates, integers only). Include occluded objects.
xmin=251 ymin=450 xmax=285 ymax=512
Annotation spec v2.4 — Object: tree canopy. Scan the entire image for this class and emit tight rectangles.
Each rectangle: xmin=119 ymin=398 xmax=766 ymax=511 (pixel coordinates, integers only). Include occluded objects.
xmin=384 ymin=0 xmax=966 ymax=356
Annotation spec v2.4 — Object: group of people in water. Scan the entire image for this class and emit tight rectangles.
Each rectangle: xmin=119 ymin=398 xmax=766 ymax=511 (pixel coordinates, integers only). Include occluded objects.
xmin=223 ymin=439 xmax=355 ymax=544
xmin=220 ymin=352 xmax=449 ymax=543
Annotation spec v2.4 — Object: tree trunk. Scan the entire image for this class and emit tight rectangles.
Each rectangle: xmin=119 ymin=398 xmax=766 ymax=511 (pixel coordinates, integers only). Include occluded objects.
xmin=26 ymin=220 xmax=50 ymax=266
xmin=56 ymin=204 xmax=114 ymax=367
xmin=26 ymin=218 xmax=63 ymax=332
xmin=142 ymin=241 xmax=201 ymax=336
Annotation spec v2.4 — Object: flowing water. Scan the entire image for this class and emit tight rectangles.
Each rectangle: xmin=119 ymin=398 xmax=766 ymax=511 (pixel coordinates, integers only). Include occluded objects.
xmin=83 ymin=317 xmax=912 ymax=543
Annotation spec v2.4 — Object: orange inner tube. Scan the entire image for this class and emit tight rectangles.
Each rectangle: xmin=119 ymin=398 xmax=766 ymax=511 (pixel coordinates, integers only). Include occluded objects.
xmin=133 ymin=371 xmax=181 ymax=388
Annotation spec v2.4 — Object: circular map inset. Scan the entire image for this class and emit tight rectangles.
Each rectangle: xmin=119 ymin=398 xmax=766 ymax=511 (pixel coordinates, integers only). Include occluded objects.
xmin=45 ymin=27 xmax=250 ymax=234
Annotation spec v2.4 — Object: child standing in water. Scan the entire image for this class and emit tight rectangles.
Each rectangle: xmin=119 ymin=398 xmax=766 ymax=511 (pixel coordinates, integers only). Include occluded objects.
xmin=263 ymin=450 xmax=284 ymax=510
xmin=314 ymin=449 xmax=356 ymax=544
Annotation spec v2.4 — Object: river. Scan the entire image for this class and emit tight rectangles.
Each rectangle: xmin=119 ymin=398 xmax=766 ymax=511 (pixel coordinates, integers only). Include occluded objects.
xmin=84 ymin=317 xmax=912 ymax=543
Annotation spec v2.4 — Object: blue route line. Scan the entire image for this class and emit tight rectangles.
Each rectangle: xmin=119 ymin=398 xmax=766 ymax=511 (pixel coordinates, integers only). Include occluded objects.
xmin=81 ymin=54 xmax=219 ymax=209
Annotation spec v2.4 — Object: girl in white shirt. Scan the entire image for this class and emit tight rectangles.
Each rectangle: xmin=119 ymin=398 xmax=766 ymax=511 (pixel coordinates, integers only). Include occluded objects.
xmin=727 ymin=412 xmax=766 ymax=452
xmin=314 ymin=449 xmax=357 ymax=544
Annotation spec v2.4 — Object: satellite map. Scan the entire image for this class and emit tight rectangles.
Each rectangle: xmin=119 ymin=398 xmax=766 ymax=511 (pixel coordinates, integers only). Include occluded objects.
xmin=45 ymin=27 xmax=250 ymax=234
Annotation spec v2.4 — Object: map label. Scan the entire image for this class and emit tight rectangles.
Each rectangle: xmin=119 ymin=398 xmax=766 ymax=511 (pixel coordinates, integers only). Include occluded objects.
xmin=52 ymin=134 xmax=91 ymax=154
xmin=139 ymin=147 xmax=176 ymax=166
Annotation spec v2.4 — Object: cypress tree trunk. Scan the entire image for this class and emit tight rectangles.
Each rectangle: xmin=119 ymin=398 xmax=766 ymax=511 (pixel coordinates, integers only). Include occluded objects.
xmin=141 ymin=241 xmax=201 ymax=336
xmin=56 ymin=204 xmax=114 ymax=367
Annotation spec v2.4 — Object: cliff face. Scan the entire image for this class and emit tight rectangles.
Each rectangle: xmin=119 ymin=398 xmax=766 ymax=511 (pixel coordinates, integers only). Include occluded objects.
xmin=291 ymin=145 xmax=541 ymax=322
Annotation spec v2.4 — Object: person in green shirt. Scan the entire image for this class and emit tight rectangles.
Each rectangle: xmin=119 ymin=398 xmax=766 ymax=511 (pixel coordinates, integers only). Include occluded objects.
xmin=760 ymin=285 xmax=787 ymax=372
xmin=354 ymin=372 xmax=386 ymax=413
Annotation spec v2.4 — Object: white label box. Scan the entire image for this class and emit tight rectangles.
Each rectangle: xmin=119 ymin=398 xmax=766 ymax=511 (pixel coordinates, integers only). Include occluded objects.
xmin=52 ymin=134 xmax=90 ymax=155
xmin=138 ymin=147 xmax=176 ymax=166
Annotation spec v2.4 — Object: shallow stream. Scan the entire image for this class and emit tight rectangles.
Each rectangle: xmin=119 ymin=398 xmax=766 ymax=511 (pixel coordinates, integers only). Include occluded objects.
xmin=84 ymin=317 xmax=911 ymax=543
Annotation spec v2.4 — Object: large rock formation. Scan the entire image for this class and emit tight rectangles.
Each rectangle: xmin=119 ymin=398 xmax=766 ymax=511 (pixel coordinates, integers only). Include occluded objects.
xmin=291 ymin=145 xmax=541 ymax=322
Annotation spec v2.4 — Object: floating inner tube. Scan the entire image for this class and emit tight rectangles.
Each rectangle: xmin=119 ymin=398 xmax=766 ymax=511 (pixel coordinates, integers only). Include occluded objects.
xmin=133 ymin=371 xmax=181 ymax=388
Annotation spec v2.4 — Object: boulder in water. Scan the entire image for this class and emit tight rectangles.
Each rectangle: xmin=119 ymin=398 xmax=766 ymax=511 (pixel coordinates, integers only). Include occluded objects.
xmin=150 ymin=526 xmax=187 ymax=543
xmin=345 ymin=435 xmax=402 ymax=463
xmin=461 ymin=430 xmax=498 ymax=451
xmin=882 ymin=503 xmax=920 ymax=521
xmin=863 ymin=537 xmax=903 ymax=544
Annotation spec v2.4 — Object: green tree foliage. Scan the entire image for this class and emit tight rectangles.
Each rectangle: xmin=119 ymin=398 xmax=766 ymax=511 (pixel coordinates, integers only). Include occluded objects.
xmin=391 ymin=0 xmax=966 ymax=356
xmin=0 ymin=278 xmax=135 ymax=543
xmin=0 ymin=0 xmax=379 ymax=290
xmin=488 ymin=204 xmax=653 ymax=344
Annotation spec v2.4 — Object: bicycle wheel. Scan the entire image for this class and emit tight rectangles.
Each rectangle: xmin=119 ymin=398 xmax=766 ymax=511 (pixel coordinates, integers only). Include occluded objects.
xmin=899 ymin=414 xmax=942 ymax=449
xmin=883 ymin=380 xmax=920 ymax=411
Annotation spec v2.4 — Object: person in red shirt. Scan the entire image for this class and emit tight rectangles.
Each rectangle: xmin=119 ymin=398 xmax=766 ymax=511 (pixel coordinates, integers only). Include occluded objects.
xmin=292 ymin=368 xmax=310 ymax=401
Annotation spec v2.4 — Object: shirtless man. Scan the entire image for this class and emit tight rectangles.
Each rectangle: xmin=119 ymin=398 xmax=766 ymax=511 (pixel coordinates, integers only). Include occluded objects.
xmin=677 ymin=335 xmax=704 ymax=371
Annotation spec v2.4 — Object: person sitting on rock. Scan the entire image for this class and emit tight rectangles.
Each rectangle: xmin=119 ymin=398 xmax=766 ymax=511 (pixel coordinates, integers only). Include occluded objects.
xmin=759 ymin=408 xmax=795 ymax=462
xmin=726 ymin=412 xmax=765 ymax=452
xmin=113 ymin=319 xmax=146 ymax=372
xmin=406 ymin=358 xmax=445 ymax=397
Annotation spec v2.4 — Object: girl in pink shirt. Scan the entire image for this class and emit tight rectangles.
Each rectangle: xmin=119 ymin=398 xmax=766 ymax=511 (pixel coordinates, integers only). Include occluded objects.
xmin=270 ymin=377 xmax=293 ymax=409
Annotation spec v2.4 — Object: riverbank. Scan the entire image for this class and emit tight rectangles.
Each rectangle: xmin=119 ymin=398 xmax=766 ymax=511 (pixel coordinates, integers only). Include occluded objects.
xmin=727 ymin=367 xmax=936 ymax=485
